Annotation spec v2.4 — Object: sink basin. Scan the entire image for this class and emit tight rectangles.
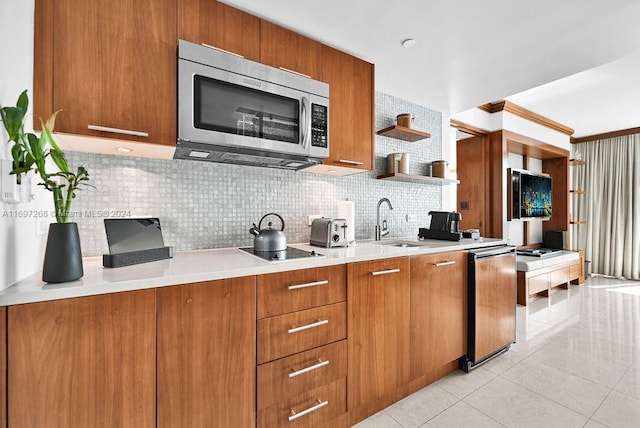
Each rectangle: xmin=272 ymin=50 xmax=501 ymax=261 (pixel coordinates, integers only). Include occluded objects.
xmin=386 ymin=242 xmax=423 ymax=248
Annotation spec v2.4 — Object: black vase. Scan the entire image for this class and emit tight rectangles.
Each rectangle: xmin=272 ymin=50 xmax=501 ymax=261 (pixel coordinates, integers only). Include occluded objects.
xmin=42 ymin=222 xmax=84 ymax=283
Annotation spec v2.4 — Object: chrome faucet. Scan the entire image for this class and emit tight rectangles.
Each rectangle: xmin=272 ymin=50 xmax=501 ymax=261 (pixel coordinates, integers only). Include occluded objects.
xmin=375 ymin=198 xmax=394 ymax=240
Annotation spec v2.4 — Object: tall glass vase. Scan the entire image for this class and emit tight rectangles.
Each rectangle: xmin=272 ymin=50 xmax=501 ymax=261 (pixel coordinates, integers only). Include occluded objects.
xmin=42 ymin=222 xmax=84 ymax=283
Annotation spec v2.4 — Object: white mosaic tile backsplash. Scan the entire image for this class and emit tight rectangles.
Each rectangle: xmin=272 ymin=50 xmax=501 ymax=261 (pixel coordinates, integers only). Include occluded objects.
xmin=66 ymin=92 xmax=445 ymax=256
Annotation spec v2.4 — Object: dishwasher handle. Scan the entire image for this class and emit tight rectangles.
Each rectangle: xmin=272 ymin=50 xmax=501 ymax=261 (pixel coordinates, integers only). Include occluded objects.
xmin=470 ymin=245 xmax=515 ymax=259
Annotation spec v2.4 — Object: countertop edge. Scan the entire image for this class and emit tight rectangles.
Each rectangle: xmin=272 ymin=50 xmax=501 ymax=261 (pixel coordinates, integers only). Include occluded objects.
xmin=1 ymin=238 xmax=507 ymax=306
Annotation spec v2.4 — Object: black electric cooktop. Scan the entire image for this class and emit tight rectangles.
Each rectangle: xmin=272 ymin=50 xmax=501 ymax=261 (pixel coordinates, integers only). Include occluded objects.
xmin=239 ymin=246 xmax=324 ymax=261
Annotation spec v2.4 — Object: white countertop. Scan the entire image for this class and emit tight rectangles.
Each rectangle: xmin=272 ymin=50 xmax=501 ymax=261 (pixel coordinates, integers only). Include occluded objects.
xmin=1 ymin=237 xmax=505 ymax=306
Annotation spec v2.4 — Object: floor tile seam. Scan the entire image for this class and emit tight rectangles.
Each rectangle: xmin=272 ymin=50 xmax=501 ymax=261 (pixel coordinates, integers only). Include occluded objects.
xmin=518 ymin=354 xmax=620 ymax=396
xmin=587 ymin=387 xmax=617 ymax=424
xmin=413 ymin=384 xmax=464 ymax=427
xmin=531 ymin=342 xmax=634 ymax=378
xmin=496 ymin=372 xmax=593 ymax=420
xmin=456 ymin=397 xmax=508 ymax=428
xmin=382 ymin=409 xmax=404 ymax=428
xmin=436 ymin=370 xmax=498 ymax=400
xmin=583 ymin=417 xmax=612 ymax=428
xmin=610 ymin=366 xmax=640 ymax=402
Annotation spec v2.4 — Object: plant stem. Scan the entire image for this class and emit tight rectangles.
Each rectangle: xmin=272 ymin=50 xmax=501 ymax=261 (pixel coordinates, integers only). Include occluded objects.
xmin=53 ymin=187 xmax=65 ymax=223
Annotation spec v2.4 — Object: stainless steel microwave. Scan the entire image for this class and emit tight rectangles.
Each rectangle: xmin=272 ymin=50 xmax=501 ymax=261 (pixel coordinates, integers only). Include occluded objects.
xmin=175 ymin=39 xmax=329 ymax=170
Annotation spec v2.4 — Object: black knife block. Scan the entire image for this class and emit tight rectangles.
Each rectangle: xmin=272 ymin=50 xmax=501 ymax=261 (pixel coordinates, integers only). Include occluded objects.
xmin=103 ymin=246 xmax=173 ymax=268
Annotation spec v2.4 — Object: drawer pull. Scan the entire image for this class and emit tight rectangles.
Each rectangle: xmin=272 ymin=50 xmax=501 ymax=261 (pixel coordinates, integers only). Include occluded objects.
xmin=279 ymin=66 xmax=312 ymax=79
xmin=288 ymin=398 xmax=328 ymax=422
xmin=371 ymin=268 xmax=401 ymax=276
xmin=288 ymin=280 xmax=329 ymax=290
xmin=288 ymin=319 xmax=329 ymax=334
xmin=87 ymin=124 xmax=149 ymax=137
xmin=433 ymin=261 xmax=456 ymax=267
xmin=338 ymin=159 xmax=364 ymax=165
xmin=289 ymin=359 xmax=330 ymax=378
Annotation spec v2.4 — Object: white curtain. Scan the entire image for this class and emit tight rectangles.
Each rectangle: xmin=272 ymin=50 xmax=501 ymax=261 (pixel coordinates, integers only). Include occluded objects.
xmin=572 ymin=134 xmax=640 ymax=279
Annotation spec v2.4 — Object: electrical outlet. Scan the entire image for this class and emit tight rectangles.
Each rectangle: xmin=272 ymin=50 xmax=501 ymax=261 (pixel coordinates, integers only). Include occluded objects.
xmin=1 ymin=160 xmax=20 ymax=203
xmin=307 ymin=214 xmax=322 ymax=226
xmin=405 ymin=214 xmax=417 ymax=223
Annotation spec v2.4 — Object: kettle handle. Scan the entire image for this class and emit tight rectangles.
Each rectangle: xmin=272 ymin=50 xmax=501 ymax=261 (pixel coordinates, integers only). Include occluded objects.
xmin=258 ymin=213 xmax=285 ymax=231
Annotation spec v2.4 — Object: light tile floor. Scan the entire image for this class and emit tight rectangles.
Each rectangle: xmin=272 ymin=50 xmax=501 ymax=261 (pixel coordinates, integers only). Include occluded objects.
xmin=354 ymin=276 xmax=640 ymax=428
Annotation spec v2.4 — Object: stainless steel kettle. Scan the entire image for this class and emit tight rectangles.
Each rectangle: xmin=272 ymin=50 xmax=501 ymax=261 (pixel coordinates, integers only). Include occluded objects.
xmin=249 ymin=213 xmax=287 ymax=252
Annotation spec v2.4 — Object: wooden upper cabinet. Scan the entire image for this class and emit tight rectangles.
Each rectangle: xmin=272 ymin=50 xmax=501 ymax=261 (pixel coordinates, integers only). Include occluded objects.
xmin=178 ymin=0 xmax=260 ymax=61
xmin=347 ymin=258 xmax=410 ymax=423
xmin=259 ymin=20 xmax=323 ymax=80
xmin=157 ymin=277 xmax=256 ymax=428
xmin=34 ymin=0 xmax=177 ymax=145
xmin=8 ymin=290 xmax=156 ymax=428
xmin=321 ymin=45 xmax=375 ymax=171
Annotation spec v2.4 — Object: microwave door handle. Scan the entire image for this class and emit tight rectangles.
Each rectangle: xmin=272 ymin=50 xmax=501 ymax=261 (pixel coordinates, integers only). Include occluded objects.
xmin=301 ymin=96 xmax=310 ymax=149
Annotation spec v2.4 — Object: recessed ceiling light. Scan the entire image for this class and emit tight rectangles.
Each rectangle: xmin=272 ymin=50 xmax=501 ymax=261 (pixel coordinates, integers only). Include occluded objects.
xmin=402 ymin=39 xmax=416 ymax=48
xmin=328 ymin=169 xmax=337 ymax=173
xmin=116 ymin=147 xmax=132 ymax=153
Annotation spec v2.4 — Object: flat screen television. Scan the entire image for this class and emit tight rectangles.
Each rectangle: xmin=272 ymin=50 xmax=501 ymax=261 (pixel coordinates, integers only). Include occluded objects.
xmin=509 ymin=168 xmax=552 ymax=220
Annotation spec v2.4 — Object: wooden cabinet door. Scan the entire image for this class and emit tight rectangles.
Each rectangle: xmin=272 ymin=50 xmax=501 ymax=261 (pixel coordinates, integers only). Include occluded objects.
xmin=157 ymin=277 xmax=256 ymax=428
xmin=321 ymin=46 xmax=374 ymax=171
xmin=410 ymin=251 xmax=467 ymax=380
xmin=260 ymin=20 xmax=323 ymax=80
xmin=8 ymin=290 xmax=156 ymax=428
xmin=0 ymin=307 xmax=5 ymax=428
xmin=35 ymin=0 xmax=177 ymax=145
xmin=347 ymin=258 xmax=410 ymax=422
xmin=474 ymin=252 xmax=516 ymax=359
xmin=457 ymin=136 xmax=487 ymax=235
xmin=179 ymin=0 xmax=260 ymax=61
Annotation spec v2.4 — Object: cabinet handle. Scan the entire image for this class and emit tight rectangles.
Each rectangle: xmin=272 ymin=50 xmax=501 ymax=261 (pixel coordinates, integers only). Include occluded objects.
xmin=288 ymin=280 xmax=329 ymax=290
xmin=288 ymin=359 xmax=330 ymax=378
xmin=87 ymin=124 xmax=149 ymax=137
xmin=288 ymin=398 xmax=328 ymax=422
xmin=279 ymin=66 xmax=312 ymax=79
xmin=338 ymin=159 xmax=365 ymax=166
xmin=371 ymin=268 xmax=401 ymax=276
xmin=200 ymin=43 xmax=244 ymax=58
xmin=288 ymin=319 xmax=329 ymax=334
xmin=433 ymin=261 xmax=456 ymax=267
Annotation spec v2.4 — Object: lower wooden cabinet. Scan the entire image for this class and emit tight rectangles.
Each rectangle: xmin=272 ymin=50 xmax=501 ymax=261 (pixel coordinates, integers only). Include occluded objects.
xmin=347 ymin=257 xmax=411 ymax=424
xmin=8 ymin=290 xmax=156 ymax=428
xmin=0 ymin=307 xmax=5 ymax=428
xmin=410 ymin=251 xmax=467 ymax=380
xmin=157 ymin=277 xmax=256 ymax=428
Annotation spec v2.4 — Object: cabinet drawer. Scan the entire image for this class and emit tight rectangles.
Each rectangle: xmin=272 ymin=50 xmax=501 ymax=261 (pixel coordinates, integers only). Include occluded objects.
xmin=570 ymin=263 xmax=581 ymax=280
xmin=528 ymin=273 xmax=549 ymax=295
xmin=258 ymin=303 xmax=346 ymax=364
xmin=549 ymin=267 xmax=570 ymax=288
xmin=258 ymin=340 xmax=347 ymax=410
xmin=258 ymin=265 xmax=346 ymax=319
xmin=257 ymin=378 xmax=346 ymax=428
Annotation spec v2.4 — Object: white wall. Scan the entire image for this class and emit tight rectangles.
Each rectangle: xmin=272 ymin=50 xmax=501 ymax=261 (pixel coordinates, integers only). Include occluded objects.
xmin=1 ymin=0 xmax=52 ymax=289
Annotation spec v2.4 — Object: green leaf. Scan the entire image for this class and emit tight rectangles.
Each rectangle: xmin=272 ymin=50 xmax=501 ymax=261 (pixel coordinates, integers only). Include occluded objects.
xmin=49 ymin=149 xmax=69 ymax=173
xmin=1 ymin=106 xmax=26 ymax=142
xmin=16 ymin=90 xmax=29 ymax=111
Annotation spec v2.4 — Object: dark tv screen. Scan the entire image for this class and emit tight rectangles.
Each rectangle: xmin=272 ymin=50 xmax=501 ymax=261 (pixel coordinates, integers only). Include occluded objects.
xmin=510 ymin=169 xmax=552 ymax=219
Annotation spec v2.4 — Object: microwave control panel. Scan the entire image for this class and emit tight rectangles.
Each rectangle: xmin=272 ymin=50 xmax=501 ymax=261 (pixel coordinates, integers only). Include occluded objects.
xmin=311 ymin=104 xmax=328 ymax=148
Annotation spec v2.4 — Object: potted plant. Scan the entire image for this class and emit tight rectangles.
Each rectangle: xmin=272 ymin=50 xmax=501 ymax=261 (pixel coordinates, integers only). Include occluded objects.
xmin=1 ymin=90 xmax=90 ymax=283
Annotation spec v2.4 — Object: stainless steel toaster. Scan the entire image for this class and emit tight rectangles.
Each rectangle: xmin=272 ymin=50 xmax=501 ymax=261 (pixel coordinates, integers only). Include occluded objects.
xmin=310 ymin=218 xmax=349 ymax=248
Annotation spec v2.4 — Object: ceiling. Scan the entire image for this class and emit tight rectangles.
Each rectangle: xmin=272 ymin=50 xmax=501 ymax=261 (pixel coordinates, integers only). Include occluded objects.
xmin=222 ymin=0 xmax=640 ymax=138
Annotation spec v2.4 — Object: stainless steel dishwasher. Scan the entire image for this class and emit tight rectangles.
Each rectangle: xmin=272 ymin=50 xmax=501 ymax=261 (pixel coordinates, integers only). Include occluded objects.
xmin=460 ymin=245 xmax=517 ymax=372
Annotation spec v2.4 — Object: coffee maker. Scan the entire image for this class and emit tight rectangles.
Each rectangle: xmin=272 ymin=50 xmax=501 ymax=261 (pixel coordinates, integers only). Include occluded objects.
xmin=418 ymin=211 xmax=463 ymax=241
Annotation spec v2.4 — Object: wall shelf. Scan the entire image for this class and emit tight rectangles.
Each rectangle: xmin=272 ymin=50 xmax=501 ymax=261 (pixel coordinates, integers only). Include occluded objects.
xmin=376 ymin=172 xmax=459 ymax=184
xmin=570 ymin=221 xmax=587 ymax=225
xmin=570 ymin=189 xmax=585 ymax=194
xmin=376 ymin=125 xmax=431 ymax=142
xmin=569 ymin=159 xmax=586 ymax=166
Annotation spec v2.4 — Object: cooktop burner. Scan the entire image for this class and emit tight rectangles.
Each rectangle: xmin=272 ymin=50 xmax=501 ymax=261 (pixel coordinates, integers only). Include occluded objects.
xmin=239 ymin=246 xmax=324 ymax=261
